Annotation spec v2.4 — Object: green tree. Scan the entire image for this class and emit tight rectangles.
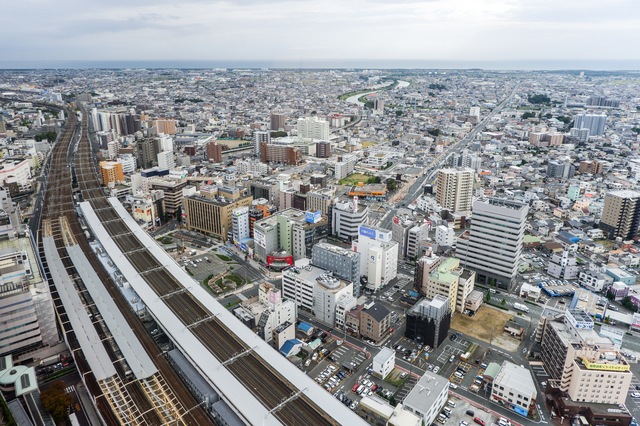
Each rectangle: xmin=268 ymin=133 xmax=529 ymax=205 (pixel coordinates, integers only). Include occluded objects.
xmin=367 ymin=176 xmax=381 ymax=184
xmin=501 ymin=298 xmax=506 ymax=306
xmin=40 ymin=381 xmax=73 ymax=423
xmin=522 ymin=112 xmax=536 ymax=120
xmin=606 ymin=291 xmax=615 ymax=300
xmin=386 ymin=178 xmax=397 ymax=191
xmin=395 ymin=110 xmax=403 ymax=117
xmin=428 ymin=128 xmax=441 ymax=137
xmin=389 ymin=395 xmax=397 ymax=406
xmin=270 ymin=131 xmax=288 ymax=138
xmin=176 ymin=206 xmax=183 ymax=223
xmin=485 ymin=292 xmax=491 ymax=302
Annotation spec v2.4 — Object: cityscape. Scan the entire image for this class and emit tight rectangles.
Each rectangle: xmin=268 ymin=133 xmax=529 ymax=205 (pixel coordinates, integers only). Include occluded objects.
xmin=2 ymin=62 xmax=640 ymax=426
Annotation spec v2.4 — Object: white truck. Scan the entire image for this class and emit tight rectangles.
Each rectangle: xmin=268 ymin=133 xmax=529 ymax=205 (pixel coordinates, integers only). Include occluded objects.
xmin=514 ymin=302 xmax=530 ymax=313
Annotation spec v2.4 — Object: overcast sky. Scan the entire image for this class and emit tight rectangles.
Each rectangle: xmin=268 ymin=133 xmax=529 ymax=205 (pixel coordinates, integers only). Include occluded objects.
xmin=3 ymin=0 xmax=640 ymax=68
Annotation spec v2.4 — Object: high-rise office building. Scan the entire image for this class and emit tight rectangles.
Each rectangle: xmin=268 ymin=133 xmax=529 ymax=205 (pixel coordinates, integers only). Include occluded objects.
xmin=352 ymin=225 xmax=398 ymax=290
xmin=573 ymin=114 xmax=606 ymax=136
xmin=297 ymin=117 xmax=329 ymax=140
xmin=254 ymin=131 xmax=270 ymax=156
xmin=206 ymin=141 xmax=223 ymax=163
xmin=599 ymin=190 xmax=640 ymax=240
xmin=270 ymin=113 xmax=286 ymax=131
xmin=136 ymin=138 xmax=162 ymax=169
xmin=435 ymin=168 xmax=474 ymax=213
xmin=185 ymin=193 xmax=253 ymax=239
xmin=373 ymin=98 xmax=384 ymax=113
xmin=0 ymin=116 xmax=6 ymax=134
xmin=456 ymin=198 xmax=528 ymax=291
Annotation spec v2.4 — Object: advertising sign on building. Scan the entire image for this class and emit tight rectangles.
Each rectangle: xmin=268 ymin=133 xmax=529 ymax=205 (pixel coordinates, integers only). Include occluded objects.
xmin=254 ymin=230 xmax=266 ymax=248
xmin=631 ymin=313 xmax=640 ymax=331
xmin=305 ymin=210 xmax=322 ymax=224
xmin=359 ymin=226 xmax=377 ymax=239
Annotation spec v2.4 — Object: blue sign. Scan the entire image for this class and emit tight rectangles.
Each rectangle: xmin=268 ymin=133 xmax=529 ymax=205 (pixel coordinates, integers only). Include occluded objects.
xmin=305 ymin=211 xmax=322 ymax=224
xmin=359 ymin=226 xmax=376 ymax=239
xmin=513 ymin=405 xmax=527 ymax=416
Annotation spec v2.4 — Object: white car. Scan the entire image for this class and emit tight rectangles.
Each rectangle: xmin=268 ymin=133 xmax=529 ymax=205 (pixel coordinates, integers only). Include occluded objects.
xmin=632 ymin=392 xmax=640 ymax=398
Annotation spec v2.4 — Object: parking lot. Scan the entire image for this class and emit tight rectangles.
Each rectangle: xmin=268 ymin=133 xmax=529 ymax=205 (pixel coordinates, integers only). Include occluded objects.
xmin=181 ymin=253 xmax=230 ymax=283
xmin=440 ymin=394 xmax=499 ymax=426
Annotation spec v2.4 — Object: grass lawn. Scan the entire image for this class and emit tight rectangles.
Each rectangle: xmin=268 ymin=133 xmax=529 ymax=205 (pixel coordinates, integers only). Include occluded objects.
xmin=338 ymin=173 xmax=371 ymax=186
xmin=451 ymin=306 xmax=512 ymax=343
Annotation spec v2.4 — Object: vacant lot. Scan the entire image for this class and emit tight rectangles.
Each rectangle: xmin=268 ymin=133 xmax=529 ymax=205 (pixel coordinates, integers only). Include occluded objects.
xmin=362 ymin=141 xmax=378 ymax=148
xmin=451 ymin=306 xmax=512 ymax=343
xmin=338 ymin=173 xmax=371 ymax=186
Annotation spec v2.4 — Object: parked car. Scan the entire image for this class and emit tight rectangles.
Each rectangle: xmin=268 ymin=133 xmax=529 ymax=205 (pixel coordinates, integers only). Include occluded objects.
xmin=474 ymin=418 xmax=486 ymax=426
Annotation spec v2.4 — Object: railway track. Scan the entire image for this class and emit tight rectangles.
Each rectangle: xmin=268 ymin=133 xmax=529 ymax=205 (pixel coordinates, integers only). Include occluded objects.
xmin=69 ymin=107 xmax=338 ymax=426
xmin=40 ymin=106 xmax=214 ymax=425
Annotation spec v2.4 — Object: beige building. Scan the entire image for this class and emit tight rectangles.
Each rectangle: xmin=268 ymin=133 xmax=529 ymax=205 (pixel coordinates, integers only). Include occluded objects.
xmin=538 ymin=310 xmax=633 ymax=405
xmin=435 ymin=167 xmax=474 ymax=213
xmin=425 ymin=257 xmax=475 ymax=314
xmin=307 ymin=188 xmax=334 ymax=217
xmin=413 ymin=253 xmax=442 ymax=296
xmin=599 ymin=190 xmax=640 ymax=240
xmin=185 ymin=192 xmax=252 ymax=239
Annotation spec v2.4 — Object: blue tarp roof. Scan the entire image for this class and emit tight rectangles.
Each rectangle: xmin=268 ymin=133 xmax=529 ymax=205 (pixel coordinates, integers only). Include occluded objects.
xmin=279 ymin=339 xmax=303 ymax=356
xmin=297 ymin=322 xmax=314 ymax=332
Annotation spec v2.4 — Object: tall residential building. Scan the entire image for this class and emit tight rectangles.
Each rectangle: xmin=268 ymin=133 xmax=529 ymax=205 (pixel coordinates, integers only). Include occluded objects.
xmin=373 ymin=98 xmax=384 ymax=113
xmin=574 ymin=114 xmax=606 ymax=136
xmin=157 ymin=151 xmax=175 ymax=170
xmin=136 ymin=138 xmax=162 ymax=168
xmin=424 ymin=257 xmax=475 ymax=314
xmin=207 ymin=141 xmax=223 ymax=163
xmin=335 ymin=155 xmax=356 ymax=180
xmin=449 ymin=149 xmax=482 ymax=172
xmin=578 ymin=160 xmax=603 ymax=175
xmin=232 ymin=206 xmax=250 ymax=242
xmin=316 ymin=141 xmax=331 ymax=158
xmin=435 ymin=168 xmax=474 ymax=213
xmin=413 ymin=252 xmax=443 ymax=296
xmin=546 ymin=161 xmax=575 ymax=178
xmin=0 ymin=116 xmax=6 ymax=134
xmin=352 ymin=225 xmax=398 ymax=290
xmin=260 ymin=142 xmax=302 ymax=166
xmin=253 ymin=131 xmax=270 ymax=156
xmin=270 ymin=113 xmax=286 ymax=131
xmin=537 ymin=310 xmax=632 ymax=404
xmin=405 ymin=295 xmax=451 ymax=350
xmin=297 ymin=117 xmax=329 ymax=140
xmin=153 ymin=119 xmax=177 ymax=134
xmin=311 ymin=243 xmax=361 ymax=296
xmin=599 ymin=190 xmax=640 ymax=240
xmin=332 ymin=198 xmax=369 ymax=242
xmin=469 ymin=106 xmax=480 ymax=118
xmin=99 ymin=161 xmax=124 ymax=186
xmin=456 ymin=198 xmax=528 ymax=291
xmin=184 ymin=193 xmax=253 ymax=239
xmin=359 ymin=302 xmax=391 ymax=343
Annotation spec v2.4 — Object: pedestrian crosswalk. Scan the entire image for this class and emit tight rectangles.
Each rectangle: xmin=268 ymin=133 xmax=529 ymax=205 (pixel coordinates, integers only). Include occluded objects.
xmin=64 ymin=385 xmax=75 ymax=394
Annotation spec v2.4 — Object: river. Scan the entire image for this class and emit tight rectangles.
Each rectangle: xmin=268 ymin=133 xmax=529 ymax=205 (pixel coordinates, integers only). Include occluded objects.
xmin=345 ymin=80 xmax=410 ymax=106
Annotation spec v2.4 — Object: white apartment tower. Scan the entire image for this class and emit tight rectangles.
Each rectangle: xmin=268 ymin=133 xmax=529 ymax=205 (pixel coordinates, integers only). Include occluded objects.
xmin=435 ymin=168 xmax=474 ymax=213
xmin=297 ymin=117 xmax=329 ymax=140
xmin=232 ymin=206 xmax=250 ymax=241
xmin=157 ymin=151 xmax=175 ymax=170
xmin=254 ymin=131 xmax=271 ymax=156
xmin=456 ymin=198 xmax=528 ymax=291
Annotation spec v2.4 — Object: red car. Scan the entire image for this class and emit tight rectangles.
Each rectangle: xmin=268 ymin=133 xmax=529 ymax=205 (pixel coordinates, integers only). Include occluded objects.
xmin=352 ymin=384 xmax=359 ymax=392
xmin=474 ymin=418 xmax=485 ymax=426
xmin=372 ymin=384 xmax=379 ymax=392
